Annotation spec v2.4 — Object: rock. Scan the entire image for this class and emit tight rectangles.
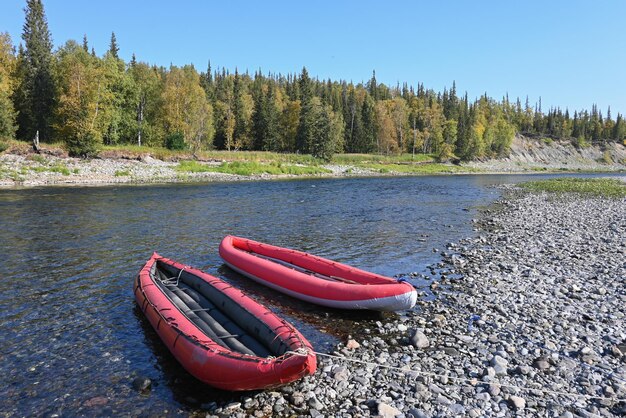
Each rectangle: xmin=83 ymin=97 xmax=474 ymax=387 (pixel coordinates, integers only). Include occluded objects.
xmin=490 ymin=356 xmax=508 ymax=376
xmin=243 ymin=397 xmax=257 ymax=409
xmin=346 ymin=339 xmax=360 ymax=350
xmin=407 ymin=408 xmax=430 ymax=418
xmin=409 ymin=330 xmax=430 ymax=349
xmin=397 ymin=324 xmax=408 ymax=332
xmin=448 ymin=404 xmax=465 ymax=415
xmin=224 ymin=402 xmax=241 ymax=411
xmin=83 ymin=396 xmax=108 ymax=407
xmin=377 ymin=402 xmax=402 ymax=418
xmin=490 ymin=355 xmax=508 ymax=368
xmin=308 ymin=396 xmax=324 ymax=410
xmin=533 ymin=357 xmax=550 ymax=370
xmin=309 ymin=409 xmax=324 ymax=418
xmin=488 ymin=384 xmax=501 ymax=397
xmin=508 ymin=396 xmax=526 ymax=410
xmin=332 ymin=366 xmax=350 ymax=381
xmin=131 ymin=377 xmax=152 ymax=393
xmin=442 ymin=347 xmax=460 ymax=356
xmin=290 ymin=392 xmax=305 ymax=406
xmin=468 ymin=408 xmax=482 ymax=418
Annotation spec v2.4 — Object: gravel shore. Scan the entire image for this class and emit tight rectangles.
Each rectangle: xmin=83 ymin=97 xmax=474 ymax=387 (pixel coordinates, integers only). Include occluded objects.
xmin=192 ymin=188 xmax=626 ymax=417
xmin=1 ymin=150 xmax=624 ymax=188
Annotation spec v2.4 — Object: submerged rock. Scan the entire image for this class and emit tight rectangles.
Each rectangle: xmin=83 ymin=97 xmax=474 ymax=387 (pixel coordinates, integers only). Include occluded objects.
xmin=131 ymin=377 xmax=152 ymax=394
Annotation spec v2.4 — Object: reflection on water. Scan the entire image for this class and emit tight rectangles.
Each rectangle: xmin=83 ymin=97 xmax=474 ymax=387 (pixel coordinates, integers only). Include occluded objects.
xmin=1 ymin=173 xmax=620 ymax=415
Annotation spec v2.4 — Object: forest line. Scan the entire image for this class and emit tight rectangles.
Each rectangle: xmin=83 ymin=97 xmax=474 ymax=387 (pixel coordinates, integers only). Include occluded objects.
xmin=1 ymin=0 xmax=625 ymax=161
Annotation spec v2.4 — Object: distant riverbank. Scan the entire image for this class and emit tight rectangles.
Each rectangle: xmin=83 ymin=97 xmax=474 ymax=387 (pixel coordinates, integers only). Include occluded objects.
xmin=0 ymin=136 xmax=624 ymax=188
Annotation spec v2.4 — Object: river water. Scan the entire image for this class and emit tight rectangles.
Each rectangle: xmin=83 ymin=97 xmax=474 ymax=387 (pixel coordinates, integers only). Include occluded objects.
xmin=0 ymin=174 xmax=620 ymax=415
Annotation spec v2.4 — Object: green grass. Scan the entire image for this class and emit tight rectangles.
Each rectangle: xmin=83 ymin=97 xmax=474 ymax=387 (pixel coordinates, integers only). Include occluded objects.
xmin=521 ymin=177 xmax=626 ymax=198
xmin=331 ymin=153 xmax=434 ymax=165
xmin=0 ymin=164 xmax=23 ymax=182
xmin=28 ymin=154 xmax=48 ymax=164
xmin=355 ymin=162 xmax=478 ymax=174
xmin=102 ymin=144 xmax=436 ymax=166
xmin=175 ymin=160 xmax=215 ymax=173
xmin=29 ymin=163 xmax=71 ymax=175
xmin=114 ymin=170 xmax=131 ymax=177
xmin=176 ymin=160 xmax=331 ymax=176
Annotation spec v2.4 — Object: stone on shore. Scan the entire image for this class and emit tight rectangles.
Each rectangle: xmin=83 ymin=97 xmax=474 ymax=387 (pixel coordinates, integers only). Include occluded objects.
xmin=409 ymin=330 xmax=430 ymax=348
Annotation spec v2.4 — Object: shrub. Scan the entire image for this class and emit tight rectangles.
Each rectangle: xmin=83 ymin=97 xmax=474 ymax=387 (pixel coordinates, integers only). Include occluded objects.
xmin=67 ymin=131 xmax=100 ymax=158
xmin=165 ymin=132 xmax=186 ymax=151
xmin=0 ymin=141 xmax=8 ymax=153
xmin=572 ymin=136 xmax=589 ymax=149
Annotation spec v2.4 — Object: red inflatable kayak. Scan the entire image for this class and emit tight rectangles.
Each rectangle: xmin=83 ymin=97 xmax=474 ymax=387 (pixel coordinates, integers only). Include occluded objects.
xmin=219 ymin=236 xmax=417 ymax=311
xmin=134 ymin=253 xmax=316 ymax=391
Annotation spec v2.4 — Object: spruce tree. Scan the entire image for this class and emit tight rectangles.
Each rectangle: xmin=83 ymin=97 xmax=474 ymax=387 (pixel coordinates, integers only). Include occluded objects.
xmin=296 ymin=67 xmax=312 ymax=152
xmin=15 ymin=0 xmax=55 ymax=142
xmin=360 ymin=95 xmax=377 ymax=153
xmin=109 ymin=32 xmax=119 ymax=59
xmin=368 ymin=70 xmax=377 ymax=100
xmin=82 ymin=34 xmax=88 ymax=52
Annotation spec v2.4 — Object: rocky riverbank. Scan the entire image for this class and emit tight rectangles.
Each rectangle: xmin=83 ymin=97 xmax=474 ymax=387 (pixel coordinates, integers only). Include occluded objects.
xmin=189 ymin=188 xmax=626 ymax=417
xmin=1 ymin=136 xmax=625 ymax=188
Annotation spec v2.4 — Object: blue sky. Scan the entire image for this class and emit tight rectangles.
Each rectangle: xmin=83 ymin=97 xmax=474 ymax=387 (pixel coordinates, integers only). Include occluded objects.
xmin=1 ymin=0 xmax=625 ymax=115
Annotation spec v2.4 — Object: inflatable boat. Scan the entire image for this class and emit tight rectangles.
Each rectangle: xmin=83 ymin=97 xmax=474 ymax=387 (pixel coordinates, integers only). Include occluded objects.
xmin=219 ymin=236 xmax=417 ymax=311
xmin=134 ymin=253 xmax=316 ymax=391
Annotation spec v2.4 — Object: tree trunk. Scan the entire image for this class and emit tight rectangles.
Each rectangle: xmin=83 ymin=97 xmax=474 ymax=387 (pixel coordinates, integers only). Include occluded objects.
xmin=33 ymin=130 xmax=40 ymax=153
xmin=137 ymin=95 xmax=145 ymax=146
xmin=412 ymin=117 xmax=416 ymax=160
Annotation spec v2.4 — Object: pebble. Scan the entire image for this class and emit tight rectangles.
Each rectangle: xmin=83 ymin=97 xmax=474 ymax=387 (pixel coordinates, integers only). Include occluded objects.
xmin=508 ymin=396 xmax=525 ymax=410
xmin=377 ymin=402 xmax=402 ymax=418
xmin=409 ymin=330 xmax=430 ymax=349
xmin=307 ymin=396 xmax=324 ymax=410
xmin=533 ymin=357 xmax=551 ymax=370
xmin=346 ymin=339 xmax=360 ymax=350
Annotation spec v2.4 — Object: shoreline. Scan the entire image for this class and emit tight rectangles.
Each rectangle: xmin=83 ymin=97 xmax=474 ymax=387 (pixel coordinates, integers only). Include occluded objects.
xmin=1 ymin=151 xmax=624 ymax=189
xmin=191 ymin=187 xmax=625 ymax=417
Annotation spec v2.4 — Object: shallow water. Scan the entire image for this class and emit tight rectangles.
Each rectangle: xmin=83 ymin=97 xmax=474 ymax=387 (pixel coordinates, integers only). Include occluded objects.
xmin=0 ymin=173 xmax=621 ymax=415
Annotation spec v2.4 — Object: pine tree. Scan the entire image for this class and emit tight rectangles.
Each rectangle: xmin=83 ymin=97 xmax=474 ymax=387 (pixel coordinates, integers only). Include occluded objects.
xmin=15 ymin=0 xmax=55 ymax=142
xmin=82 ymin=34 xmax=88 ymax=52
xmin=109 ymin=32 xmax=119 ymax=59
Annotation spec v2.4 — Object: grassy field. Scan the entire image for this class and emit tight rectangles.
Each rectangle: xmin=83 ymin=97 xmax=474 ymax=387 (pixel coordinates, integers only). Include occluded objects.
xmin=521 ymin=177 xmax=626 ymax=198
xmin=362 ymin=162 xmax=477 ymax=174
xmin=176 ymin=160 xmax=332 ymax=176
